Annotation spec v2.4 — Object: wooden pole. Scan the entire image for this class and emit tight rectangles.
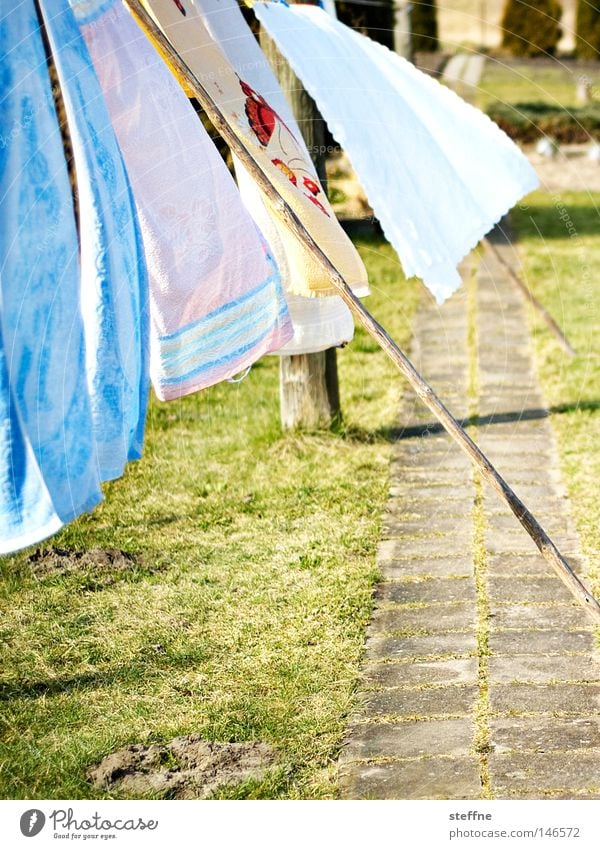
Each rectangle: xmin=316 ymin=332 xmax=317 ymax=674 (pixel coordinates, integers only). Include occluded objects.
xmin=278 ymin=353 xmax=332 ymax=430
xmin=483 ymin=237 xmax=577 ymax=357
xmin=124 ymin=0 xmax=600 ymax=625
xmin=394 ymin=2 xmax=414 ymax=62
xmin=260 ymin=20 xmax=342 ymax=430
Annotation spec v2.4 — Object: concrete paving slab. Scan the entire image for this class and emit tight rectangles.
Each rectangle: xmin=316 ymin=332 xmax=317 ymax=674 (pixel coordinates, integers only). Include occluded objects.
xmin=490 ymin=716 xmax=600 ymax=752
xmin=366 ymin=632 xmax=477 ymax=662
xmin=341 ymin=718 xmax=474 ymax=762
xmin=376 ymin=577 xmax=476 ymax=605
xmin=339 ymin=756 xmax=482 ymax=799
xmin=489 ymin=630 xmax=593 ymax=656
xmin=339 ymin=238 xmax=597 ymax=800
xmin=489 ymin=655 xmax=600 ymax=684
xmin=360 ymin=685 xmax=479 ymax=719
xmin=362 ymin=658 xmax=479 ymax=689
xmin=489 ymin=603 xmax=592 ymax=630
xmin=489 ymin=683 xmax=600 ymax=715
xmin=371 ymin=602 xmax=477 ymax=633
xmin=490 ymin=752 xmax=600 ymax=794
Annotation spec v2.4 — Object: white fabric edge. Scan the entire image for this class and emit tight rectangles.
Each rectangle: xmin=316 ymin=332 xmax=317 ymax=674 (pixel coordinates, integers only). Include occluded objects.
xmin=254 ymin=2 xmax=540 ymax=303
xmin=0 ymin=515 xmax=64 ymax=555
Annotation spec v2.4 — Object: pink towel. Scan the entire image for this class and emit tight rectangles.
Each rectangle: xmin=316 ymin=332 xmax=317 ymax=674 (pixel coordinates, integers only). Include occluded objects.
xmin=77 ymin=0 xmax=293 ymax=400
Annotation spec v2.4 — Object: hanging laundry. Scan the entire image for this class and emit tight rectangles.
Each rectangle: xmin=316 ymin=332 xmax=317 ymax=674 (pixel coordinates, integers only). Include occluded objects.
xmin=320 ymin=0 xmax=338 ymax=19
xmin=74 ymin=0 xmax=293 ymax=400
xmin=38 ymin=0 xmax=150 ymax=482
xmin=135 ymin=0 xmax=369 ymax=300
xmin=254 ymin=2 xmax=539 ymax=303
xmin=0 ymin=2 xmax=102 ymax=551
xmin=193 ymin=0 xmax=354 ymax=356
xmin=0 ymin=330 xmax=63 ymax=555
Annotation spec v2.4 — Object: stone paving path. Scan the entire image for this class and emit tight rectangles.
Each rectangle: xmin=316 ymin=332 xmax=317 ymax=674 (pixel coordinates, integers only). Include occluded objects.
xmin=339 ymin=235 xmax=600 ymax=800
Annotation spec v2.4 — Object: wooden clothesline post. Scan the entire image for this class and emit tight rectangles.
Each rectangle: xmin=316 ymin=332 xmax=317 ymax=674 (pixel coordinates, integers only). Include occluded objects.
xmin=123 ymin=0 xmax=600 ymax=625
xmin=394 ymin=2 xmax=414 ymax=63
xmin=259 ymin=10 xmax=343 ymax=430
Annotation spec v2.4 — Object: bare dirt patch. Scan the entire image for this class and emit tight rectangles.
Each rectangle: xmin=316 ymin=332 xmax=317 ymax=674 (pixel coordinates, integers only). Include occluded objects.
xmin=27 ymin=547 xmax=143 ymax=580
xmin=88 ymin=735 xmax=277 ymax=799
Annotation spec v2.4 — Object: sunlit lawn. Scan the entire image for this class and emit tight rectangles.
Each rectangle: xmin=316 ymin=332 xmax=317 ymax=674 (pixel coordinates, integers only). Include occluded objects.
xmin=477 ymin=59 xmax=585 ymax=112
xmin=0 ymin=237 xmax=421 ymax=800
xmin=513 ymin=191 xmax=600 ymax=597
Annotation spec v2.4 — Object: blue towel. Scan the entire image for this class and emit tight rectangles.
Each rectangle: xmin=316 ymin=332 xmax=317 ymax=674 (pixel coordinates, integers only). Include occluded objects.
xmin=0 ymin=1 xmax=102 ymax=550
xmin=37 ymin=0 xmax=150 ymax=481
xmin=0 ymin=326 xmax=62 ymax=554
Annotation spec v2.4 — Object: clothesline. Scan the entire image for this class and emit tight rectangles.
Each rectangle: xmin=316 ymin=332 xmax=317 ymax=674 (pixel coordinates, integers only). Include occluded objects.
xmin=131 ymin=0 xmax=600 ymax=623
xmin=162 ymin=0 xmax=360 ymax=355
xmin=1 ymin=0 xmax=536 ymax=556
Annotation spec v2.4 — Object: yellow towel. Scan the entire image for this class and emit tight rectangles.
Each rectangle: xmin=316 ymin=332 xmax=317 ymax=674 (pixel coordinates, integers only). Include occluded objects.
xmin=133 ymin=0 xmax=368 ymax=298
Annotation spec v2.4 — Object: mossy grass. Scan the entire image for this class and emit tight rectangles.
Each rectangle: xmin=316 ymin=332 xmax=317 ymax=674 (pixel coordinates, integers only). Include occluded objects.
xmin=512 ymin=191 xmax=600 ymax=605
xmin=467 ymin=259 xmax=493 ymax=797
xmin=0 ymin=236 xmax=420 ymax=800
xmin=478 ymin=61 xmax=586 ymax=113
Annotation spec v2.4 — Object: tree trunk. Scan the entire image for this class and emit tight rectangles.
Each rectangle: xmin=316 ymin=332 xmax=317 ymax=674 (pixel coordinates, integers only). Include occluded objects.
xmin=259 ymin=21 xmax=342 ymax=430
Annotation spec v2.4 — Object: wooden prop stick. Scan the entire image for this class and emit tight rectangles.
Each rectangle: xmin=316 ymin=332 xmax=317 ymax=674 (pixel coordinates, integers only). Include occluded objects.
xmin=483 ymin=237 xmax=576 ymax=357
xmin=124 ymin=0 xmax=600 ymax=625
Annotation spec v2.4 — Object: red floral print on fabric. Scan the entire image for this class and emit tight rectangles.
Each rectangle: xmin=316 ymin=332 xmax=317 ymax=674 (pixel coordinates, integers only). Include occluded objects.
xmin=240 ymin=79 xmax=284 ymax=147
xmin=302 ymin=177 xmax=319 ymax=196
xmin=307 ymin=195 xmax=330 ymax=217
xmin=272 ymin=158 xmax=298 ymax=185
xmin=239 ymin=78 xmax=330 ymax=217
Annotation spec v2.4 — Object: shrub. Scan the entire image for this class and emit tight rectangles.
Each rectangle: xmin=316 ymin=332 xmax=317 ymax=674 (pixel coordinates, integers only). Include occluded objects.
xmin=575 ymin=0 xmax=600 ymax=60
xmin=500 ymin=0 xmax=562 ymax=57
xmin=486 ymin=100 xmax=600 ymax=143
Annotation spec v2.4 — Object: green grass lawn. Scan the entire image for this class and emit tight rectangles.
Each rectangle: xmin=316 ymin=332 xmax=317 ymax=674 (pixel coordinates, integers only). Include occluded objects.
xmin=0 ymin=237 xmax=420 ymax=800
xmin=477 ymin=59 xmax=600 ymax=144
xmin=512 ymin=191 xmax=600 ymax=597
xmin=477 ymin=59 xmax=585 ymax=112
xmin=2 ymin=182 xmax=598 ymax=801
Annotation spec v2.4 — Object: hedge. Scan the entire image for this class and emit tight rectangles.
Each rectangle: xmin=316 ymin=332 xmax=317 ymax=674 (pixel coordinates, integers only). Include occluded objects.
xmin=487 ymin=100 xmax=600 ymax=143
